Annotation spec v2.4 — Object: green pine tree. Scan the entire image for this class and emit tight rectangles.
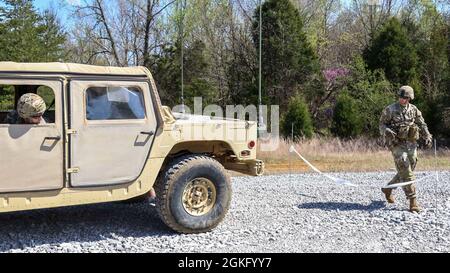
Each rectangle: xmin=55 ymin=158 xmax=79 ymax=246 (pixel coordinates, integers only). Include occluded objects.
xmin=252 ymin=0 xmax=320 ymax=111
xmin=152 ymin=39 xmax=217 ymax=109
xmin=39 ymin=9 xmax=67 ymax=62
xmin=363 ymin=18 xmax=419 ymax=88
xmin=0 ymin=0 xmax=66 ymax=62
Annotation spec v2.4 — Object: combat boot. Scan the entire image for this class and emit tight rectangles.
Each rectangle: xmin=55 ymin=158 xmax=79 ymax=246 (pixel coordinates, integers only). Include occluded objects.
xmin=409 ymin=198 xmax=421 ymax=213
xmin=382 ymin=188 xmax=395 ymax=204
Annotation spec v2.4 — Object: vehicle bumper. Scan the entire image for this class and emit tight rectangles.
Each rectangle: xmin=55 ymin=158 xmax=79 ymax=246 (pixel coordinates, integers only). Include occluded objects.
xmin=223 ymin=159 xmax=265 ymax=176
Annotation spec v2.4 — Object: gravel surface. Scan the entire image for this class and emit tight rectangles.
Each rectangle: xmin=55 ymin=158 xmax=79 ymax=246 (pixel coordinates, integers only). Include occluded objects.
xmin=1 ymin=171 xmax=449 ymax=253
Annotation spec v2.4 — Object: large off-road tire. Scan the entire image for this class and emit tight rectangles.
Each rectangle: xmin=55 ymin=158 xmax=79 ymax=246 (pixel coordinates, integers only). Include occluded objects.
xmin=155 ymin=155 xmax=232 ymax=234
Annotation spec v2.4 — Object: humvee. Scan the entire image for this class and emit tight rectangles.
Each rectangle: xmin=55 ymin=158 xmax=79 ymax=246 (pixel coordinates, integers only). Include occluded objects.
xmin=0 ymin=62 xmax=264 ymax=234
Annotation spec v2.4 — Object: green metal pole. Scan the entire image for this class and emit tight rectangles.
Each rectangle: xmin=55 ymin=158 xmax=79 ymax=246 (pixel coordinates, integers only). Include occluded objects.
xmin=179 ymin=0 xmax=186 ymax=113
xmin=258 ymin=0 xmax=264 ymax=132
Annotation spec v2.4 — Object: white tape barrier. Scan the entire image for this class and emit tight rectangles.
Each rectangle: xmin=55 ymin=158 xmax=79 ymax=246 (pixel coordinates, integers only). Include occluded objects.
xmin=382 ymin=175 xmax=435 ymax=189
xmin=382 ymin=181 xmax=416 ymax=189
xmin=289 ymin=146 xmax=357 ymax=187
xmin=289 ymin=146 xmax=433 ymax=189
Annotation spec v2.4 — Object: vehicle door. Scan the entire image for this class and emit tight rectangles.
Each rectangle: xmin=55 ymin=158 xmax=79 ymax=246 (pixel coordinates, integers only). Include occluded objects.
xmin=0 ymin=79 xmax=64 ymax=193
xmin=69 ymin=80 xmax=157 ymax=187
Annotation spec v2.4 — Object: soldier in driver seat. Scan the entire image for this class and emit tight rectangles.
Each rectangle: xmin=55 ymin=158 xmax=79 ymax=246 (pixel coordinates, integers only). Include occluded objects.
xmin=4 ymin=93 xmax=47 ymax=125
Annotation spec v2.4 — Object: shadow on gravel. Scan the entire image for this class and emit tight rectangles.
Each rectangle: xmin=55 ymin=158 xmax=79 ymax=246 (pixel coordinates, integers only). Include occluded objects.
xmin=0 ymin=201 xmax=176 ymax=252
xmin=298 ymin=201 xmax=386 ymax=212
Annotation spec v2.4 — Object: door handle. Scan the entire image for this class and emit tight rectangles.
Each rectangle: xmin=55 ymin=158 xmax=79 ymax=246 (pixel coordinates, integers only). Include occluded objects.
xmin=140 ymin=131 xmax=155 ymax=136
xmin=45 ymin=136 xmax=62 ymax=141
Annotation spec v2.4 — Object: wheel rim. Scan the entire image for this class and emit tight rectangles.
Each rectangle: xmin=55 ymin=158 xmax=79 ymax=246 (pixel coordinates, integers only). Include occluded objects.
xmin=182 ymin=178 xmax=217 ymax=216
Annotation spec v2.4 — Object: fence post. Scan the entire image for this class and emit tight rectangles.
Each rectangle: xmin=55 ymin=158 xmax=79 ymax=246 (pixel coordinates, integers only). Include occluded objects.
xmin=289 ymin=123 xmax=294 ymax=183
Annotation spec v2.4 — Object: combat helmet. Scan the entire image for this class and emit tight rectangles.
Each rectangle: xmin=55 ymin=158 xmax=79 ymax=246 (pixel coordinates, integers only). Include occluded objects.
xmin=398 ymin=86 xmax=415 ymax=100
xmin=17 ymin=93 xmax=46 ymax=119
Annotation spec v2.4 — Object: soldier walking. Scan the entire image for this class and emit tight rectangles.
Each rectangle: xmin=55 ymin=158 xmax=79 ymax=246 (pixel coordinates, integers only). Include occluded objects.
xmin=379 ymin=86 xmax=433 ymax=213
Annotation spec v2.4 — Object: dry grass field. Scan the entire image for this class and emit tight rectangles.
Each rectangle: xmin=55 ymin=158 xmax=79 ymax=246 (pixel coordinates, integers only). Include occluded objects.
xmin=258 ymin=138 xmax=450 ymax=174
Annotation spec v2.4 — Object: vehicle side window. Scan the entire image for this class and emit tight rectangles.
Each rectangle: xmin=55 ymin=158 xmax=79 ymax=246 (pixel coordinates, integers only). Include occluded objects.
xmin=0 ymin=84 xmax=55 ymax=124
xmin=37 ymin=86 xmax=56 ymax=110
xmin=37 ymin=86 xmax=56 ymax=123
xmin=86 ymin=86 xmax=146 ymax=121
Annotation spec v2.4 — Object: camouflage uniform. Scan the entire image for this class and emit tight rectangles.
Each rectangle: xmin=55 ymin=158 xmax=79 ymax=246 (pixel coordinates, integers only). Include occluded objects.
xmin=379 ymin=86 xmax=432 ymax=210
xmin=4 ymin=94 xmax=46 ymax=125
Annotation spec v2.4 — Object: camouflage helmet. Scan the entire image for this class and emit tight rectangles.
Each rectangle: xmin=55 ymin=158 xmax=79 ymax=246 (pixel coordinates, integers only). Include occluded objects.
xmin=17 ymin=93 xmax=46 ymax=119
xmin=398 ymin=86 xmax=415 ymax=100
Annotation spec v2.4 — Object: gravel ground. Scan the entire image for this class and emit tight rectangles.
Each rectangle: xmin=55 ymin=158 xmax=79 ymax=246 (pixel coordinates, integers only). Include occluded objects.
xmin=1 ymin=171 xmax=449 ymax=253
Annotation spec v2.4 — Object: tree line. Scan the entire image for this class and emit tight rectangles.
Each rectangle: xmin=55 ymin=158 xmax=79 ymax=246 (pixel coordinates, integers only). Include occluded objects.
xmin=0 ymin=0 xmax=449 ymax=141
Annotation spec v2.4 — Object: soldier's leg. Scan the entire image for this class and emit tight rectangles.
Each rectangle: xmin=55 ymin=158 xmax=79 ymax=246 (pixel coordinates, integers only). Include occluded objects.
xmin=402 ymin=147 xmax=418 ymax=200
xmin=382 ymin=147 xmax=402 ymax=203
xmin=388 ymin=174 xmax=400 ymax=186
xmin=392 ymin=146 xmax=415 ymax=183
xmin=382 ymin=173 xmax=400 ymax=203
xmin=395 ymin=146 xmax=421 ymax=212
xmin=388 ymin=146 xmax=403 ymax=186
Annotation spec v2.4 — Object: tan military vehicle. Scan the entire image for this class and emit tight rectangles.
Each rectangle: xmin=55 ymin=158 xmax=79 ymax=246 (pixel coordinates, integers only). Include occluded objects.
xmin=0 ymin=62 xmax=264 ymax=234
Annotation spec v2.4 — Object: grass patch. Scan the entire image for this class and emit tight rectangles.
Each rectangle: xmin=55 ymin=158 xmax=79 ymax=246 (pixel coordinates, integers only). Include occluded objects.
xmin=258 ymin=137 xmax=449 ymax=174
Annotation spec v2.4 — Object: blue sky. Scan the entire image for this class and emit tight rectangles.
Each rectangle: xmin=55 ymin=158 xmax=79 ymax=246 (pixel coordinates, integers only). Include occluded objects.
xmin=33 ymin=0 xmax=77 ymax=9
xmin=33 ymin=0 xmax=74 ymax=22
xmin=34 ymin=0 xmax=70 ymax=11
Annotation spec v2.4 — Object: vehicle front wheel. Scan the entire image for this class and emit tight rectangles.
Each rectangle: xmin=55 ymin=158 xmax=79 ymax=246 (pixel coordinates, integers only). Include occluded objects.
xmin=155 ymin=155 xmax=232 ymax=234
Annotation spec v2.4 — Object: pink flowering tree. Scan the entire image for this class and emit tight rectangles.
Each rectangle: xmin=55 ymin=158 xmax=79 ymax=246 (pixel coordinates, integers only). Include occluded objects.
xmin=308 ymin=67 xmax=351 ymax=133
xmin=312 ymin=67 xmax=350 ymax=115
xmin=323 ymin=68 xmax=350 ymax=85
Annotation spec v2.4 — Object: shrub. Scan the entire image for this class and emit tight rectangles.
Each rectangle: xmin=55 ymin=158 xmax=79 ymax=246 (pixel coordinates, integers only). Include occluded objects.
xmin=331 ymin=91 xmax=363 ymax=138
xmin=281 ymin=96 xmax=313 ymax=141
xmin=344 ymin=56 xmax=395 ymax=137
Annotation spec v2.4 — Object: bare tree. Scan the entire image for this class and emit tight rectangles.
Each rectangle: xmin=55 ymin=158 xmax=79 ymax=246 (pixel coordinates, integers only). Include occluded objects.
xmin=351 ymin=0 xmax=405 ymax=46
xmin=68 ymin=0 xmax=175 ymax=66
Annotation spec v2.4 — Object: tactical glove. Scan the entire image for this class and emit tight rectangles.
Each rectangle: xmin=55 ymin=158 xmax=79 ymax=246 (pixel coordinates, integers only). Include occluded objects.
xmin=385 ymin=128 xmax=396 ymax=137
xmin=424 ymin=137 xmax=433 ymax=149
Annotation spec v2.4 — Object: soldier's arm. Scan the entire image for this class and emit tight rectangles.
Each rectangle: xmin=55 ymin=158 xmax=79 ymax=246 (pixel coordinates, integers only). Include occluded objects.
xmin=415 ymin=109 xmax=432 ymax=139
xmin=379 ymin=107 xmax=391 ymax=136
xmin=4 ymin=110 xmax=18 ymax=124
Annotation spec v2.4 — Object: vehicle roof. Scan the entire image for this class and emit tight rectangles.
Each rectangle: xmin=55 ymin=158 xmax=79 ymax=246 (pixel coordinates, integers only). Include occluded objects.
xmin=0 ymin=62 xmax=148 ymax=76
